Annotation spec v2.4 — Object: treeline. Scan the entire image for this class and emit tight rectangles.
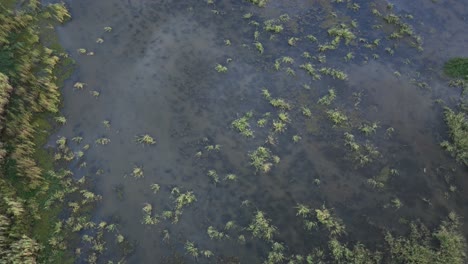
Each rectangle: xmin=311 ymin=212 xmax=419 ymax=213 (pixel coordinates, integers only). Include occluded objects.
xmin=0 ymin=0 xmax=70 ymax=263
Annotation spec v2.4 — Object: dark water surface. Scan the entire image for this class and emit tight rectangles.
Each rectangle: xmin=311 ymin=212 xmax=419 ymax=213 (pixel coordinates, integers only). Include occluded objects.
xmin=51 ymin=0 xmax=468 ymax=263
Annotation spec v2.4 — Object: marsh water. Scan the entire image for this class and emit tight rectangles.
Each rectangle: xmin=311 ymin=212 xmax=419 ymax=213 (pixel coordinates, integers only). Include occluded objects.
xmin=50 ymin=0 xmax=467 ymax=263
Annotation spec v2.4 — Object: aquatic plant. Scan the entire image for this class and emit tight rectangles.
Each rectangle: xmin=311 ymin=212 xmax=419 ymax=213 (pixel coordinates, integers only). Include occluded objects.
xmin=54 ymin=116 xmax=66 ymax=125
xmin=73 ymin=82 xmax=86 ymax=89
xmin=319 ymin=67 xmax=347 ymax=80
xmin=247 ymin=0 xmax=268 ymax=7
xmin=72 ymin=136 xmax=83 ymax=143
xmin=265 ymin=242 xmax=286 ymax=264
xmin=205 ymin=144 xmax=221 ymax=151
xmin=232 ymin=111 xmax=254 ymax=137
xmin=272 ymin=120 xmax=286 ymax=133
xmin=207 ymin=169 xmax=219 ymax=184
xmin=315 ymin=206 xmax=345 ymax=236
xmin=77 ymin=48 xmax=86 ymax=54
xmin=328 ymin=24 xmax=356 ymax=45
xmin=184 ymin=241 xmax=199 ymax=258
xmin=344 ymin=52 xmax=354 ymax=62
xmin=95 ymin=137 xmax=110 ymax=145
xmin=385 ymin=215 xmax=467 ymax=263
xmin=273 ymin=59 xmax=281 ymax=71
xmin=202 ymin=250 xmax=214 ymax=258
xmin=285 ymin=67 xmax=295 ymax=76
xmin=300 ymin=63 xmax=321 ymax=80
xmin=264 ymin=20 xmax=283 ymax=33
xmin=288 ymin=37 xmax=299 ymax=46
xmin=104 ymin=26 xmax=112 ymax=32
xmin=281 ymin=56 xmax=294 ymax=64
xmin=248 ymin=211 xmax=277 ymax=242
xmin=301 ymin=106 xmax=312 ymax=117
xmin=207 ymin=226 xmax=227 ymax=240
xmin=243 ymin=13 xmax=253 ymax=19
xmin=249 ymin=146 xmax=274 ymax=173
xmin=96 ymin=38 xmax=104 ymax=44
xmin=344 ymin=133 xmax=380 ymax=167
xmin=359 ymin=122 xmax=379 ymax=135
xmin=292 ymin=135 xmax=302 ymax=143
xmin=317 ymin=89 xmax=336 ymax=106
xmin=254 ymin=42 xmax=264 ymax=54
xmin=326 ymin=109 xmax=348 ymax=126
xmin=257 ymin=118 xmax=268 ymax=127
xmin=269 ymin=98 xmax=291 ymax=110
xmin=215 ymin=64 xmax=228 ymax=73
xmin=306 ymin=34 xmax=317 ymax=42
xmin=440 ymin=108 xmax=467 ymax=166
xmin=136 ymin=134 xmax=156 ymax=145
xmin=295 ymin=204 xmax=311 ymax=217
xmin=225 ymin=221 xmax=236 ymax=230
xmin=91 ymin=90 xmax=100 ymax=97
xmin=131 ymin=166 xmax=144 ymax=178
xmin=444 ymin=58 xmax=468 ymax=79
xmin=224 ymin=174 xmax=237 ymax=181
xmin=262 ymin=89 xmax=272 ymax=100
xmin=150 ymin=184 xmax=160 ymax=193
xmin=173 ymin=189 xmax=196 ymax=211
xmin=102 ymin=120 xmax=110 ymax=128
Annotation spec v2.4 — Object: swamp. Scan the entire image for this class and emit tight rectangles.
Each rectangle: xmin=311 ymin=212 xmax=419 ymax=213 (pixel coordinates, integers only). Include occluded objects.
xmin=1 ymin=0 xmax=468 ymax=263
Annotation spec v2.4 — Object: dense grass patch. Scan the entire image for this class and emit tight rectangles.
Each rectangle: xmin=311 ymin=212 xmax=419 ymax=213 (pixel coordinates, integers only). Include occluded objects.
xmin=444 ymin=57 xmax=468 ymax=79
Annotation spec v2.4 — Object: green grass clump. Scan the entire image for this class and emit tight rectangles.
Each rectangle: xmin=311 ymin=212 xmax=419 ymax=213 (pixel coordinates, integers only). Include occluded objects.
xmin=264 ymin=20 xmax=283 ymax=33
xmin=215 ymin=64 xmax=228 ymax=73
xmin=385 ymin=214 xmax=467 ymax=263
xmin=317 ymin=89 xmax=336 ymax=106
xmin=232 ymin=111 xmax=254 ymax=137
xmin=248 ymin=211 xmax=277 ymax=242
xmin=326 ymin=109 xmax=348 ymax=125
xmin=440 ymin=108 xmax=467 ymax=166
xmin=444 ymin=58 xmax=468 ymax=79
xmin=247 ymin=0 xmax=268 ymax=7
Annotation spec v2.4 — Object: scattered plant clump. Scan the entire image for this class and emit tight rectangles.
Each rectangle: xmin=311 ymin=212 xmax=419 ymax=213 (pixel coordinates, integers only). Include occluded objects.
xmin=440 ymin=108 xmax=467 ymax=166
xmin=444 ymin=58 xmax=468 ymax=79
xmin=232 ymin=111 xmax=254 ymax=137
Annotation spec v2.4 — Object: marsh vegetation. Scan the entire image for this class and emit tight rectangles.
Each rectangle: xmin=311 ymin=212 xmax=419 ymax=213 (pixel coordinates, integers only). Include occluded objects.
xmin=2 ymin=0 xmax=468 ymax=263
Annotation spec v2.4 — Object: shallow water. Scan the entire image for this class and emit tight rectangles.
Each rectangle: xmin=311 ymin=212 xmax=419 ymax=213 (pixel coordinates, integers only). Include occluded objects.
xmin=51 ymin=0 xmax=468 ymax=263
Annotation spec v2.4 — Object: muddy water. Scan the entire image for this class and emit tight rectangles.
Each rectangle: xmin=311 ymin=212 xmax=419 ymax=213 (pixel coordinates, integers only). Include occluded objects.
xmin=52 ymin=0 xmax=467 ymax=263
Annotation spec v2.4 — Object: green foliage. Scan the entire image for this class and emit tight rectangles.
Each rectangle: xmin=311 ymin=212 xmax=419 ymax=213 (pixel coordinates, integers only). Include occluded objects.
xmin=248 ymin=211 xmax=277 ymax=242
xmin=440 ymin=108 xmax=467 ymax=166
xmin=215 ymin=64 xmax=228 ymax=73
xmin=249 ymin=146 xmax=276 ymax=173
xmin=184 ymin=241 xmax=199 ymax=258
xmin=136 ymin=134 xmax=156 ymax=145
xmin=327 ymin=24 xmax=356 ymax=45
xmin=207 ymin=226 xmax=228 ymax=240
xmin=359 ymin=122 xmax=379 ymax=136
xmin=232 ymin=111 xmax=254 ymax=137
xmin=326 ymin=109 xmax=348 ymax=126
xmin=444 ymin=58 xmax=468 ymax=79
xmin=317 ymin=89 xmax=336 ymax=106
xmin=247 ymin=0 xmax=268 ymax=7
xmin=385 ymin=215 xmax=467 ymax=263
xmin=264 ymin=21 xmax=283 ymax=33
xmin=269 ymin=98 xmax=291 ymax=110
xmin=344 ymin=133 xmax=380 ymax=167
xmin=255 ymin=41 xmax=264 ymax=54
xmin=328 ymin=239 xmax=382 ymax=264
xmin=0 ymin=1 xmax=77 ymax=263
